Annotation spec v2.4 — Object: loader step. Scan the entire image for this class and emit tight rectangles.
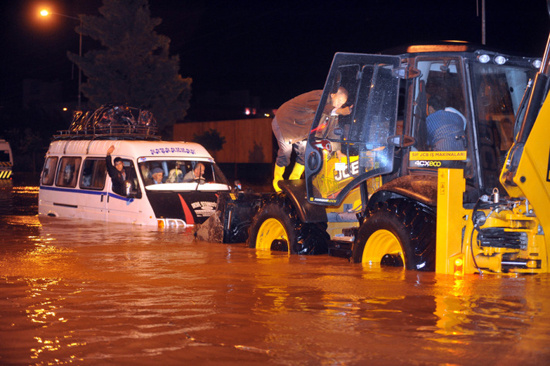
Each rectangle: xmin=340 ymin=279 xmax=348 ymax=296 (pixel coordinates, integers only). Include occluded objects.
xmin=328 ymin=239 xmax=353 ymax=258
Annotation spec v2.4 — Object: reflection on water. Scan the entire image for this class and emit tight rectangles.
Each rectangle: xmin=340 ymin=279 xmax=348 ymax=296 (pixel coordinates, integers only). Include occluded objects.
xmin=1 ymin=185 xmax=550 ymax=365
xmin=0 ymin=180 xmax=38 ymax=216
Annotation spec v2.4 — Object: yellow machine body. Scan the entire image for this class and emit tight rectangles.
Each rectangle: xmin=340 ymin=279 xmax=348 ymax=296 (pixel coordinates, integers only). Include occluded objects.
xmin=436 ymin=167 xmax=548 ymax=275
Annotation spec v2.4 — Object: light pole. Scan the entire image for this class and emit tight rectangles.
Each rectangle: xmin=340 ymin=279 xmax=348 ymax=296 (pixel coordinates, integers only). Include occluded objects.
xmin=476 ymin=0 xmax=486 ymax=45
xmin=40 ymin=10 xmax=83 ymax=110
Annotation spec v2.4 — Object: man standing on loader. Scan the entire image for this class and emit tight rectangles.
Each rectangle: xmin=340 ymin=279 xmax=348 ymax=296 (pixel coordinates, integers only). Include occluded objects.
xmin=271 ymin=87 xmax=351 ymax=192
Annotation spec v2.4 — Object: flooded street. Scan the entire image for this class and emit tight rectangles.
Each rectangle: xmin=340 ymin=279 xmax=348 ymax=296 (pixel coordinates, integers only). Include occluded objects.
xmin=1 ymin=180 xmax=550 ymax=365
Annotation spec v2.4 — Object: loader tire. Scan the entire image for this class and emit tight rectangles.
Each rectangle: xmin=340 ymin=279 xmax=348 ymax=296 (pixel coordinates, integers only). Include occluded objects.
xmin=352 ymin=199 xmax=435 ymax=271
xmin=248 ymin=195 xmax=329 ymax=255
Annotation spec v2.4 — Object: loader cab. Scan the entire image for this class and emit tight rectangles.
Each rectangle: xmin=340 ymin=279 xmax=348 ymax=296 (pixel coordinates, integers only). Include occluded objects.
xmin=306 ymin=45 xmax=539 ymax=206
xmin=404 ymin=48 xmax=535 ymax=201
xmin=305 ymin=53 xmax=401 ymax=206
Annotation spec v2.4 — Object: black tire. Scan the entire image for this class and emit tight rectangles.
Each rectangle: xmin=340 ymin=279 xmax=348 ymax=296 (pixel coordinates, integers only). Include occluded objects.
xmin=248 ymin=195 xmax=329 ymax=255
xmin=352 ymin=199 xmax=436 ymax=271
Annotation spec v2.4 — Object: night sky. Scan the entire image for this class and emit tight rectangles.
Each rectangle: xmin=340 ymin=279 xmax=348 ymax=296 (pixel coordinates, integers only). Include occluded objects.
xmin=1 ymin=0 xmax=549 ymax=110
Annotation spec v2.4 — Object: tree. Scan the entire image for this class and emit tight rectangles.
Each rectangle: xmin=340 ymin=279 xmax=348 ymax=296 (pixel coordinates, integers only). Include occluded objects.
xmin=1 ymin=105 xmax=63 ymax=173
xmin=193 ymin=129 xmax=226 ymax=154
xmin=68 ymin=0 xmax=192 ymax=133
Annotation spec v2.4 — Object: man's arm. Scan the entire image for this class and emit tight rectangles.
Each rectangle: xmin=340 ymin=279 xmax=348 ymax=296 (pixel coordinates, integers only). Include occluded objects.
xmin=105 ymin=145 xmax=116 ymax=178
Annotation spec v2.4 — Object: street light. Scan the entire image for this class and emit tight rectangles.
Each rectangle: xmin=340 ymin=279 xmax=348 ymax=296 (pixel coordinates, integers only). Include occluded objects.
xmin=40 ymin=9 xmax=83 ymax=110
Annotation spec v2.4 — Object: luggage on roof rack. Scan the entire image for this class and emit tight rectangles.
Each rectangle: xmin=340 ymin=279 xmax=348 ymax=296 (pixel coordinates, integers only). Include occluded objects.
xmin=56 ymin=104 xmax=159 ymax=140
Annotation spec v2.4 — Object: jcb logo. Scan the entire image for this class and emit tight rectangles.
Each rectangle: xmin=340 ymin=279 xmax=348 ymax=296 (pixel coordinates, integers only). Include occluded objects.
xmin=334 ymin=160 xmax=360 ymax=181
xmin=414 ymin=160 xmax=442 ymax=168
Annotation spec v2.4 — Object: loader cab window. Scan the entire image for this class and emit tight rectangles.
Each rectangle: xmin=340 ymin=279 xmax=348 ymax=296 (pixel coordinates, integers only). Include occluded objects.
xmin=312 ymin=64 xmax=358 ymax=146
xmin=471 ymin=61 xmax=534 ymax=191
xmin=305 ymin=53 xmax=401 ymax=205
xmin=409 ymin=58 xmax=471 ymax=174
xmin=311 ymin=62 xmax=397 ymax=157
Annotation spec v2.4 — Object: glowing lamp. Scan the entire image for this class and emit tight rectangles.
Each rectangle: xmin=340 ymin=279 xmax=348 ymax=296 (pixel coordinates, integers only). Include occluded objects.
xmin=478 ymin=54 xmax=490 ymax=64
xmin=494 ymin=55 xmax=507 ymax=65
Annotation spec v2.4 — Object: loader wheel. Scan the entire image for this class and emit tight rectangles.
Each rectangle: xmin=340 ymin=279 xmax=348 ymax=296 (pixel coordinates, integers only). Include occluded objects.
xmin=352 ymin=199 xmax=435 ymax=271
xmin=248 ymin=196 xmax=329 ymax=255
xmin=254 ymin=217 xmax=290 ymax=252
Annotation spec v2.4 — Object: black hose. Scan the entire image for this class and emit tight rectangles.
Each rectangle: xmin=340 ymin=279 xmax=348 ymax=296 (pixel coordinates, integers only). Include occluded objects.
xmin=469 ymin=197 xmax=486 ymax=273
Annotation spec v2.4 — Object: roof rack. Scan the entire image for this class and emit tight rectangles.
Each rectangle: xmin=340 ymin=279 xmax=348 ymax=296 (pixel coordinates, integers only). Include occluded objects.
xmin=54 ymin=104 xmax=160 ymax=140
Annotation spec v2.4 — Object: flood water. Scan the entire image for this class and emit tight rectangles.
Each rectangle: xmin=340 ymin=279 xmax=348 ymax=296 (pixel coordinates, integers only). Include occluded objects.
xmin=1 ymin=179 xmax=550 ymax=365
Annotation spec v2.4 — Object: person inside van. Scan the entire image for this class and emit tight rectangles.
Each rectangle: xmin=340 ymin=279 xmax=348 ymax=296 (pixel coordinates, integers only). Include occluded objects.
xmin=167 ymin=162 xmax=184 ymax=183
xmin=183 ymin=162 xmax=205 ymax=183
xmin=62 ymin=163 xmax=74 ymax=185
xmin=106 ymin=145 xmax=133 ymax=195
xmin=149 ymin=167 xmax=164 ymax=184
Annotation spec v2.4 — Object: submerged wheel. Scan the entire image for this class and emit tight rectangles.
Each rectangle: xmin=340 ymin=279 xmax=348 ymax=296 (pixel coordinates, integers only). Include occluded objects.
xmin=352 ymin=199 xmax=436 ymax=271
xmin=254 ymin=217 xmax=290 ymax=252
xmin=248 ymin=196 xmax=329 ymax=255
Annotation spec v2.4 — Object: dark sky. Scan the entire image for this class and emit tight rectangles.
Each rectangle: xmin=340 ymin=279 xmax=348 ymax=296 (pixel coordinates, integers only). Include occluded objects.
xmin=1 ymin=0 xmax=549 ymax=109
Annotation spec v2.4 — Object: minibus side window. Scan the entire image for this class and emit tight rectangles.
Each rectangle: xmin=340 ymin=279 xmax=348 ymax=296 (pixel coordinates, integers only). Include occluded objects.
xmin=41 ymin=157 xmax=58 ymax=186
xmin=80 ymin=158 xmax=107 ymax=190
xmin=109 ymin=159 xmax=142 ymax=198
xmin=56 ymin=157 xmax=81 ymax=188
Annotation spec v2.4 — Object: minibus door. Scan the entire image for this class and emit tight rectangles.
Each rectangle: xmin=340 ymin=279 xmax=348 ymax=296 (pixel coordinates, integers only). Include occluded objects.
xmin=104 ymin=160 xmax=145 ymax=224
xmin=105 ymin=187 xmax=139 ymax=224
xmin=79 ymin=158 xmax=108 ymax=221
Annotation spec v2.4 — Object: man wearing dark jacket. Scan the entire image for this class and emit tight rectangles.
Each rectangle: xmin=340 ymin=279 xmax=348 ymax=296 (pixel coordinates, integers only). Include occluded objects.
xmin=106 ymin=145 xmax=132 ymax=196
xmin=271 ymin=87 xmax=350 ymax=191
xmin=426 ymin=95 xmax=466 ymax=151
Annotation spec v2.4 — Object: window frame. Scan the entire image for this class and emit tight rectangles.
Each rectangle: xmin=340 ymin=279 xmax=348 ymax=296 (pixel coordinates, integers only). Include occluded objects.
xmin=55 ymin=157 xmax=82 ymax=188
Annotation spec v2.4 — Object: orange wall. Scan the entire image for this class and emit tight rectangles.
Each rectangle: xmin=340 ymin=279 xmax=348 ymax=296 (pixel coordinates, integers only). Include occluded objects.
xmin=173 ymin=118 xmax=273 ymax=163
